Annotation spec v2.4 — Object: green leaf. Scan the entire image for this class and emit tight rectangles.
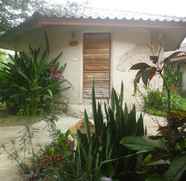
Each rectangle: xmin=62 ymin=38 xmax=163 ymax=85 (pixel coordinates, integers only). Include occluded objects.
xmin=133 ymin=70 xmax=143 ymax=94
xmin=165 ymin=155 xmax=186 ymax=181
xmin=47 ymin=89 xmax=53 ymax=97
xmin=142 ymin=67 xmax=156 ymax=86
xmin=145 ymin=175 xmax=164 ymax=181
xmin=136 ymin=114 xmax=145 ymax=136
xmin=119 ymin=81 xmax=124 ymax=106
xmin=120 ymin=136 xmax=165 ymax=151
xmin=83 ymin=110 xmax=91 ymax=141
xmin=130 ymin=63 xmax=150 ymax=70
xmin=146 ymin=159 xmax=169 ymax=167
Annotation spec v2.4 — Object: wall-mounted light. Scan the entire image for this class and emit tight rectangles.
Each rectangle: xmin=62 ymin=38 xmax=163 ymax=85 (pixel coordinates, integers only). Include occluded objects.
xmin=69 ymin=32 xmax=79 ymax=47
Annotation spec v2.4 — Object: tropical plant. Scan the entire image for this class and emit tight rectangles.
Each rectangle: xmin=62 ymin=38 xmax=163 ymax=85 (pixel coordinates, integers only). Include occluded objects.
xmin=130 ymin=51 xmax=186 ymax=145
xmin=121 ymin=134 xmax=186 ymax=181
xmin=0 ymin=42 xmax=70 ymax=115
xmin=124 ymin=51 xmax=186 ymax=180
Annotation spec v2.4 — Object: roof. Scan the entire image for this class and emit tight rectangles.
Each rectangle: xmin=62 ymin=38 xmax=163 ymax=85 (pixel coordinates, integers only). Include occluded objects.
xmin=170 ymin=52 xmax=186 ymax=63
xmin=2 ymin=7 xmax=186 ymax=36
xmin=1 ymin=7 xmax=186 ymax=51
xmin=35 ymin=7 xmax=186 ymax=22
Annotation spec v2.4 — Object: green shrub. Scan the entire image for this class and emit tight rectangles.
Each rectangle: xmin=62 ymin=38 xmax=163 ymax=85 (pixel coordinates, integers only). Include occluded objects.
xmin=0 ymin=47 xmax=70 ymax=115
xmin=163 ymin=64 xmax=182 ymax=93
xmin=144 ymin=89 xmax=164 ymax=110
xmin=18 ymin=83 xmax=145 ymax=180
xmin=167 ymin=93 xmax=186 ymax=111
xmin=144 ymin=90 xmax=186 ymax=116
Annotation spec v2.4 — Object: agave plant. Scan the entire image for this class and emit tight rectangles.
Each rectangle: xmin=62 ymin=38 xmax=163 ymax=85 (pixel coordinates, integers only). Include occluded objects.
xmin=0 ymin=37 xmax=70 ymax=115
xmin=73 ymin=83 xmax=145 ymax=180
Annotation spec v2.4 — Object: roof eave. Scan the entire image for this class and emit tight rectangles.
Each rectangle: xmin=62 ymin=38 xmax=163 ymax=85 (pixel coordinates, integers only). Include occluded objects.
xmin=1 ymin=17 xmax=186 ymax=51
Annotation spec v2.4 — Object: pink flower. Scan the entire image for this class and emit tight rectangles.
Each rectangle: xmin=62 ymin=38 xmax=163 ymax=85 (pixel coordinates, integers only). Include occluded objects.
xmin=49 ymin=67 xmax=62 ymax=80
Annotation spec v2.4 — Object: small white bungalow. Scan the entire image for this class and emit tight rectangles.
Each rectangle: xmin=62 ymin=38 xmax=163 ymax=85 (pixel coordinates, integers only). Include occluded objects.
xmin=1 ymin=8 xmax=186 ymax=114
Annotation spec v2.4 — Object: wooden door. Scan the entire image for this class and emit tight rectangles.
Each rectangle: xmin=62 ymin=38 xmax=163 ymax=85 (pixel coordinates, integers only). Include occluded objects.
xmin=83 ymin=33 xmax=111 ymax=98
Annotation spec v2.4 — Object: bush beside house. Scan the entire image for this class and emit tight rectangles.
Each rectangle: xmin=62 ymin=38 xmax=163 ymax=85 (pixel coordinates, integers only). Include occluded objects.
xmin=0 ymin=47 xmax=70 ymax=116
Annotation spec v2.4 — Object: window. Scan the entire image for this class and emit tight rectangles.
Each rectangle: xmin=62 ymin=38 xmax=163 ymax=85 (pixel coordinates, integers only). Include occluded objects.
xmin=83 ymin=33 xmax=111 ymax=98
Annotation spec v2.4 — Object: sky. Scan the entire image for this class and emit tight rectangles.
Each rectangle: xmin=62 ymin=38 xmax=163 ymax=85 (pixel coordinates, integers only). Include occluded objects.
xmin=51 ymin=0 xmax=186 ymax=17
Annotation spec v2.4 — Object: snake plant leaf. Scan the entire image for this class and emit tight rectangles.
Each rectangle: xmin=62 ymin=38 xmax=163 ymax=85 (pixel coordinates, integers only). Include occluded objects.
xmin=83 ymin=110 xmax=90 ymax=141
xmin=120 ymin=136 xmax=166 ymax=152
xmin=136 ymin=114 xmax=145 ymax=136
xmin=119 ymin=81 xmax=124 ymax=106
xmin=51 ymin=51 xmax=63 ymax=64
xmin=164 ymin=155 xmax=186 ymax=181
xmin=145 ymin=175 xmax=164 ymax=181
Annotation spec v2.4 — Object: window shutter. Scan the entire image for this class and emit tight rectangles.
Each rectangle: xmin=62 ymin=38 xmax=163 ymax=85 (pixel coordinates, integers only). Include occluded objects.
xmin=83 ymin=33 xmax=111 ymax=98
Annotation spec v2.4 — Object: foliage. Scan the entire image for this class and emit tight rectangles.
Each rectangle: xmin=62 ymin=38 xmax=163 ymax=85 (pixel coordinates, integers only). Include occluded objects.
xmin=0 ymin=50 xmax=6 ymax=61
xmin=73 ymin=83 xmax=145 ymax=180
xmin=130 ymin=51 xmax=185 ymax=112
xmin=128 ymin=51 xmax=186 ymax=181
xmin=144 ymin=89 xmax=164 ymax=111
xmin=144 ymin=89 xmax=186 ymax=116
xmin=130 ymin=51 xmax=186 ymax=146
xmin=121 ymin=135 xmax=186 ymax=181
xmin=163 ymin=64 xmax=182 ymax=93
xmin=5 ymin=83 xmax=146 ymax=180
xmin=0 ymin=0 xmax=88 ymax=32
xmin=145 ymin=108 xmax=168 ymax=117
xmin=0 ymin=0 xmax=46 ymax=31
xmin=0 ymin=46 xmax=70 ymax=116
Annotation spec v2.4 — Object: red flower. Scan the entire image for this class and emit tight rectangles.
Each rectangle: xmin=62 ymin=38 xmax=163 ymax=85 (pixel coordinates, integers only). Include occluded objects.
xmin=49 ymin=67 xmax=62 ymax=80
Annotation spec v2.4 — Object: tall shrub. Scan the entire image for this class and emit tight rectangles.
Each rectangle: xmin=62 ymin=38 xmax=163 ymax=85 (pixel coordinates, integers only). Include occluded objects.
xmin=0 ymin=47 xmax=70 ymax=115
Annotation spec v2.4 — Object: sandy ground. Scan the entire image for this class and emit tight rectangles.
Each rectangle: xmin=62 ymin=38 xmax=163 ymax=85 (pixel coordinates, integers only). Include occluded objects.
xmin=0 ymin=113 xmax=165 ymax=181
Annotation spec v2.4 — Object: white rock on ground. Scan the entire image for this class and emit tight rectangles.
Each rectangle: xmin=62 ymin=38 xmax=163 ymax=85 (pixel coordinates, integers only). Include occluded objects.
xmin=0 ymin=113 xmax=166 ymax=181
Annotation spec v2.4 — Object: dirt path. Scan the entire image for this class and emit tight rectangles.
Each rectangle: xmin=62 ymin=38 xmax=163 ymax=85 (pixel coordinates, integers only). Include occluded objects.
xmin=0 ymin=115 xmax=79 ymax=181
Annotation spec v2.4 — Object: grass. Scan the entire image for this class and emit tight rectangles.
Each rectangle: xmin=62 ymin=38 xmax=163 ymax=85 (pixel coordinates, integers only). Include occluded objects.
xmin=0 ymin=113 xmax=42 ymax=127
xmin=0 ymin=104 xmax=42 ymax=127
xmin=144 ymin=91 xmax=186 ymax=117
xmin=145 ymin=108 xmax=167 ymax=117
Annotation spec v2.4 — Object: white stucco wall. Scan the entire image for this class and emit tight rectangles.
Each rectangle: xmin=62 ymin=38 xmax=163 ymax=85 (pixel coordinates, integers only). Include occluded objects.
xmin=14 ymin=26 xmax=164 ymax=114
